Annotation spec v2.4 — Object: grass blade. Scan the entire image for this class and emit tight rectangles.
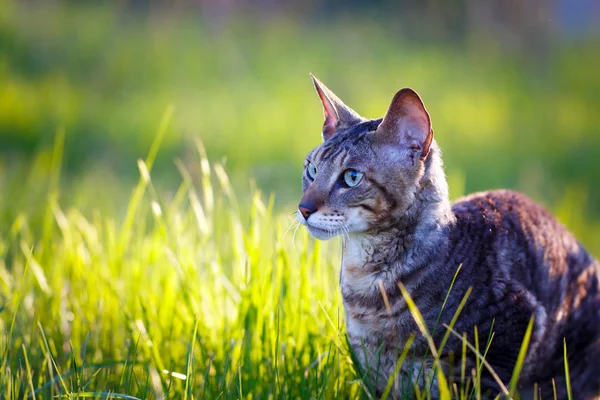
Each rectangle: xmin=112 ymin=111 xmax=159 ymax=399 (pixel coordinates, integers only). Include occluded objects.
xmin=509 ymin=316 xmax=535 ymax=397
xmin=442 ymin=323 xmax=510 ymax=397
xmin=397 ymin=282 xmax=451 ymax=399
xmin=563 ymin=339 xmax=572 ymax=400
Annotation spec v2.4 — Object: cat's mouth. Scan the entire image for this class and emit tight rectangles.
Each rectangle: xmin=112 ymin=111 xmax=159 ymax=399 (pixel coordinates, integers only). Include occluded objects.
xmin=297 ymin=210 xmax=347 ymax=240
xmin=305 ymin=224 xmax=339 ymax=240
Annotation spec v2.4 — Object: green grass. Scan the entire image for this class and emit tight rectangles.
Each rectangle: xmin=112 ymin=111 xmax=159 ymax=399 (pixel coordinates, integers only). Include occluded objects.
xmin=0 ymin=130 xmax=351 ymax=398
xmin=0 ymin=129 xmax=583 ymax=399
xmin=0 ymin=1 xmax=598 ymax=398
xmin=2 ymin=0 xmax=600 ymax=224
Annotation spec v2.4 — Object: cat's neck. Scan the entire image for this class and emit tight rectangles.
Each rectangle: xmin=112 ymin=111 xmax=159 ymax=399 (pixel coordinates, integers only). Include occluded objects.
xmin=342 ymin=142 xmax=454 ymax=278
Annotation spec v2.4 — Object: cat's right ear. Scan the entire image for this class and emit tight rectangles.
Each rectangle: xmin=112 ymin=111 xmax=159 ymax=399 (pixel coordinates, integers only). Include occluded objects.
xmin=376 ymin=88 xmax=433 ymax=161
xmin=310 ymin=74 xmax=362 ymax=141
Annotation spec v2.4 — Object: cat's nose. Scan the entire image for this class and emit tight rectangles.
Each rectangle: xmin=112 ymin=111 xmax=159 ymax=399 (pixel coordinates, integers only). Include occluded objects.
xmin=298 ymin=202 xmax=317 ymax=219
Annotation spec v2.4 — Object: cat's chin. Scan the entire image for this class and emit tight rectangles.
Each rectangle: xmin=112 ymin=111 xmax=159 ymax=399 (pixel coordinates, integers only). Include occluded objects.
xmin=306 ymin=225 xmax=338 ymax=240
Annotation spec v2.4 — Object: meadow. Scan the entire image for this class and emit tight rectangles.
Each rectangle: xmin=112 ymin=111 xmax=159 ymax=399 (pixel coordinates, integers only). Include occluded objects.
xmin=1 ymin=1 xmax=599 ymax=398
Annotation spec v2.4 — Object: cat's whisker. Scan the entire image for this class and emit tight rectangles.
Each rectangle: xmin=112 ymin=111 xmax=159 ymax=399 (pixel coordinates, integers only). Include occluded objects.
xmin=342 ymin=225 xmax=350 ymax=247
xmin=338 ymin=226 xmax=348 ymax=251
xmin=337 ymin=225 xmax=345 ymax=244
xmin=291 ymin=223 xmax=301 ymax=249
xmin=283 ymin=219 xmax=300 ymax=238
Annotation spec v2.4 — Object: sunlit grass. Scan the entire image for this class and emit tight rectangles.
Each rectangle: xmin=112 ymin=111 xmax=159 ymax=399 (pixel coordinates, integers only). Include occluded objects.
xmin=0 ymin=128 xmax=352 ymax=398
xmin=1 ymin=0 xmax=600 ymax=222
xmin=0 ymin=2 xmax=598 ymax=396
xmin=0 ymin=125 xmax=587 ymax=399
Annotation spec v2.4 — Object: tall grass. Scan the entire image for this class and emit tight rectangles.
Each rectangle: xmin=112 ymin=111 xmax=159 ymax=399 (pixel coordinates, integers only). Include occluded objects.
xmin=0 ymin=2 xmax=597 ymax=398
xmin=0 ymin=127 xmax=354 ymax=398
xmin=1 ymin=125 xmax=582 ymax=399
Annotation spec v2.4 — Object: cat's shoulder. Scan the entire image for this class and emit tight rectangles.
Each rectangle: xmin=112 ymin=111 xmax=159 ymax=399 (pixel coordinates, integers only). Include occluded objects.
xmin=450 ymin=189 xmax=556 ymax=228
xmin=447 ymin=189 xmax=583 ymax=271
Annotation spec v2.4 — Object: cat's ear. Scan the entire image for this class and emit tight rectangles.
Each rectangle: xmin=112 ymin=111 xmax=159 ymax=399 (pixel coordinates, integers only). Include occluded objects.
xmin=376 ymin=88 xmax=433 ymax=160
xmin=310 ymin=73 xmax=362 ymax=141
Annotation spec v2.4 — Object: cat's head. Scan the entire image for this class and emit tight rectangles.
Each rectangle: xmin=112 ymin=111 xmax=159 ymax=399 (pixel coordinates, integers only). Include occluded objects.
xmin=298 ymin=74 xmax=435 ymax=240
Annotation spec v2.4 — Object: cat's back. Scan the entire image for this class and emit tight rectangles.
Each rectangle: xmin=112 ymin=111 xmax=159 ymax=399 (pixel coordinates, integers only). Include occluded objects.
xmin=452 ymin=188 xmax=559 ymax=234
xmin=449 ymin=189 xmax=600 ymax=398
xmin=452 ymin=189 xmax=595 ymax=266
xmin=450 ymin=188 xmax=599 ymax=291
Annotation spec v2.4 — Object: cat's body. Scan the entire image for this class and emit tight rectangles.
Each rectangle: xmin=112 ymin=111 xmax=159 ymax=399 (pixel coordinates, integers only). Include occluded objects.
xmin=299 ymin=76 xmax=600 ymax=398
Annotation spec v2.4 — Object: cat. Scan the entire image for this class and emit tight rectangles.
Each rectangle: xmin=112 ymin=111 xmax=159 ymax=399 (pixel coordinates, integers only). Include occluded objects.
xmin=298 ymin=74 xmax=600 ymax=399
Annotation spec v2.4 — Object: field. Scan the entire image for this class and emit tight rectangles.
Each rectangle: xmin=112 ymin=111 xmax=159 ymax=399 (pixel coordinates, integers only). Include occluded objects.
xmin=1 ymin=1 xmax=599 ymax=399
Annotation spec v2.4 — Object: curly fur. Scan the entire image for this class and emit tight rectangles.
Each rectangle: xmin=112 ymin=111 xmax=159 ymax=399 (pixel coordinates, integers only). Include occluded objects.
xmin=299 ymin=78 xmax=600 ymax=399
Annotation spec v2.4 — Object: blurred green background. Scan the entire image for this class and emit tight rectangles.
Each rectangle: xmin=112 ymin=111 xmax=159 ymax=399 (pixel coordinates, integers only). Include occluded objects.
xmin=1 ymin=1 xmax=599 ymax=397
xmin=1 ymin=0 xmax=599 ymax=252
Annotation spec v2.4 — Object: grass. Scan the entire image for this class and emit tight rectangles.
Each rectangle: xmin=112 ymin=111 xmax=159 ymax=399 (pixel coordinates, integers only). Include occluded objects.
xmin=0 ymin=125 xmax=584 ymax=399
xmin=0 ymin=126 xmax=352 ymax=399
xmin=2 ymin=0 xmax=600 ymax=223
xmin=0 ymin=1 xmax=598 ymax=398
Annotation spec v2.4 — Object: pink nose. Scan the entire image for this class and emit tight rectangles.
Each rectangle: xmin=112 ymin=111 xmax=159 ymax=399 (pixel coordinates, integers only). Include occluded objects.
xmin=298 ymin=204 xmax=316 ymax=219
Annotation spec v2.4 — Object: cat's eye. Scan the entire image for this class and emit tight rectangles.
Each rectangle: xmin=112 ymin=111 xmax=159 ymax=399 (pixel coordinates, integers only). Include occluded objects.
xmin=307 ymin=162 xmax=317 ymax=180
xmin=343 ymin=169 xmax=363 ymax=187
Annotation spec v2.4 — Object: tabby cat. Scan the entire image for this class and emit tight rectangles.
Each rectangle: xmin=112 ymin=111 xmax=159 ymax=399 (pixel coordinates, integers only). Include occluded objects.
xmin=298 ymin=75 xmax=600 ymax=399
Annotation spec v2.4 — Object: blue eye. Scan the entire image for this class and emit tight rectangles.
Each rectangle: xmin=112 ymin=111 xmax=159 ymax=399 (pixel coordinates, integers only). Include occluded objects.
xmin=343 ymin=169 xmax=363 ymax=187
xmin=307 ymin=162 xmax=317 ymax=179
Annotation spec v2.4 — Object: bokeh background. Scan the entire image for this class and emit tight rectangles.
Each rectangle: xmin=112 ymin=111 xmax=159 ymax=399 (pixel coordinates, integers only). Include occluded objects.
xmin=1 ymin=1 xmax=600 ymax=398
xmin=1 ymin=0 xmax=599 ymax=252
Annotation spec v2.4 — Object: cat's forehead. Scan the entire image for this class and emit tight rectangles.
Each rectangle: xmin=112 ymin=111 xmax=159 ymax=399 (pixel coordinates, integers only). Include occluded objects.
xmin=308 ymin=118 xmax=382 ymax=164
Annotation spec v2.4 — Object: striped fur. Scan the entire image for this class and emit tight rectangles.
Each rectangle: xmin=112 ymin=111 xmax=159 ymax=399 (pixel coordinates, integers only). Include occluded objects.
xmin=298 ymin=80 xmax=600 ymax=399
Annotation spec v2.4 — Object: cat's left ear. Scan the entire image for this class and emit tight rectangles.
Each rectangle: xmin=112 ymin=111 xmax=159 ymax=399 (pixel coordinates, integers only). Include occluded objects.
xmin=310 ymin=73 xmax=363 ymax=141
xmin=376 ymin=88 xmax=433 ymax=160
